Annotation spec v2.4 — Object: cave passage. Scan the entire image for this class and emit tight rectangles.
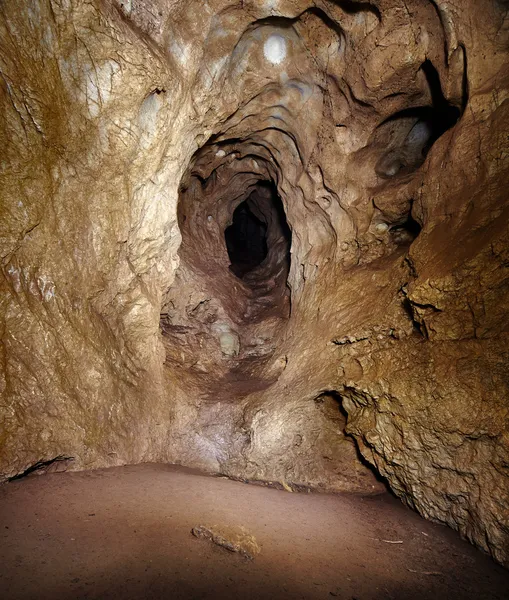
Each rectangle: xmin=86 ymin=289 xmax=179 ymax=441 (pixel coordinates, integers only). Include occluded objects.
xmin=224 ymin=181 xmax=291 ymax=289
xmin=225 ymin=199 xmax=268 ymax=278
xmin=173 ymin=156 xmax=293 ymax=327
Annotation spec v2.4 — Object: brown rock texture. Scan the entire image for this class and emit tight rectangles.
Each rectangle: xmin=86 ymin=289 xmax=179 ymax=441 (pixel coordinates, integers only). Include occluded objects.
xmin=1 ymin=0 xmax=508 ymax=568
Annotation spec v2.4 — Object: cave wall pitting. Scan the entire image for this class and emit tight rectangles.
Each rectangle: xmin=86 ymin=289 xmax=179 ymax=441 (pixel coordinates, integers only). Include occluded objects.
xmin=1 ymin=0 xmax=508 ymax=568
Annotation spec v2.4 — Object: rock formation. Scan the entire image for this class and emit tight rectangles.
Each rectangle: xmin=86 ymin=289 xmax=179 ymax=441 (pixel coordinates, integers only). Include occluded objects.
xmin=1 ymin=0 xmax=508 ymax=567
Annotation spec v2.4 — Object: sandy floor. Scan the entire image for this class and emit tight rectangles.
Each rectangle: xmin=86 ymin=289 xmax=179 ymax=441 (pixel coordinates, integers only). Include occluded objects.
xmin=0 ymin=463 xmax=507 ymax=600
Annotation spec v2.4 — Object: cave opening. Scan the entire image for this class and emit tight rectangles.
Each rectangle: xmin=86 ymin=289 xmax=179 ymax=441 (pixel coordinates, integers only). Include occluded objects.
xmin=161 ymin=164 xmax=293 ymax=389
xmin=224 ymin=181 xmax=291 ymax=287
xmin=225 ymin=200 xmax=268 ymax=278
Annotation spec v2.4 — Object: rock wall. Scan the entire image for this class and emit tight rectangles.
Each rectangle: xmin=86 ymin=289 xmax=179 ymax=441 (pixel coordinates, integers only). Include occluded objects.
xmin=1 ymin=0 xmax=508 ymax=567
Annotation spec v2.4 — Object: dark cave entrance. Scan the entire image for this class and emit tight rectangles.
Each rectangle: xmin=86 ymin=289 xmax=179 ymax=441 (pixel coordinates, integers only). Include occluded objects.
xmin=224 ymin=181 xmax=291 ymax=285
xmin=225 ymin=201 xmax=268 ymax=278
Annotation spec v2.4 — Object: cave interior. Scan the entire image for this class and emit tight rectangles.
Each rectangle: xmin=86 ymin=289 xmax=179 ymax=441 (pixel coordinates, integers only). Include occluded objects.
xmin=0 ymin=0 xmax=509 ymax=598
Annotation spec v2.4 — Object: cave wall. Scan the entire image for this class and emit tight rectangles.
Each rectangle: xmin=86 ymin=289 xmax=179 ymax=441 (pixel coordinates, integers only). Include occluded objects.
xmin=1 ymin=0 xmax=508 ymax=567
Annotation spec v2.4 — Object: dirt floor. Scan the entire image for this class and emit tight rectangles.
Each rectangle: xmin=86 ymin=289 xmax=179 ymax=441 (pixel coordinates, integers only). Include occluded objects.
xmin=0 ymin=464 xmax=508 ymax=600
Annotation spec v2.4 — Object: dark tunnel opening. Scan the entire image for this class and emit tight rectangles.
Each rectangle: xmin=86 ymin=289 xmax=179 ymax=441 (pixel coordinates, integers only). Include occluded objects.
xmin=167 ymin=163 xmax=293 ymax=335
xmin=225 ymin=201 xmax=268 ymax=278
xmin=224 ymin=181 xmax=292 ymax=289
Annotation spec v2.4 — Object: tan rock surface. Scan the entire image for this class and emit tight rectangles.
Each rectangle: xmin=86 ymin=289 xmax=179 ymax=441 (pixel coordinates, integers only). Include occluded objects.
xmin=1 ymin=0 xmax=508 ymax=567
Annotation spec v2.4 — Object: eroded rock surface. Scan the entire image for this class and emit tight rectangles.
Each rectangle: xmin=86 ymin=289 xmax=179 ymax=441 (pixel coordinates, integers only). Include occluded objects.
xmin=1 ymin=0 xmax=508 ymax=567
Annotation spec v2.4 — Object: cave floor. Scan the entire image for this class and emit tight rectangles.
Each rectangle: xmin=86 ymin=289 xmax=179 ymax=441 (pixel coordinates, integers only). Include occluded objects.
xmin=0 ymin=464 xmax=507 ymax=600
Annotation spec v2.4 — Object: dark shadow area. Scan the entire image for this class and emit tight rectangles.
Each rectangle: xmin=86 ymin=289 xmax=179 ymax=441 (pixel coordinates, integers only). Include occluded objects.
xmin=421 ymin=59 xmax=462 ymax=142
xmin=375 ymin=61 xmax=462 ymax=179
xmin=7 ymin=455 xmax=74 ymax=481
xmin=334 ymin=0 xmax=381 ymax=19
xmin=225 ymin=201 xmax=268 ymax=278
xmin=390 ymin=213 xmax=423 ymax=245
xmin=315 ymin=390 xmax=391 ymax=490
xmin=224 ymin=181 xmax=292 ymax=293
xmin=401 ymin=295 xmax=427 ymax=338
